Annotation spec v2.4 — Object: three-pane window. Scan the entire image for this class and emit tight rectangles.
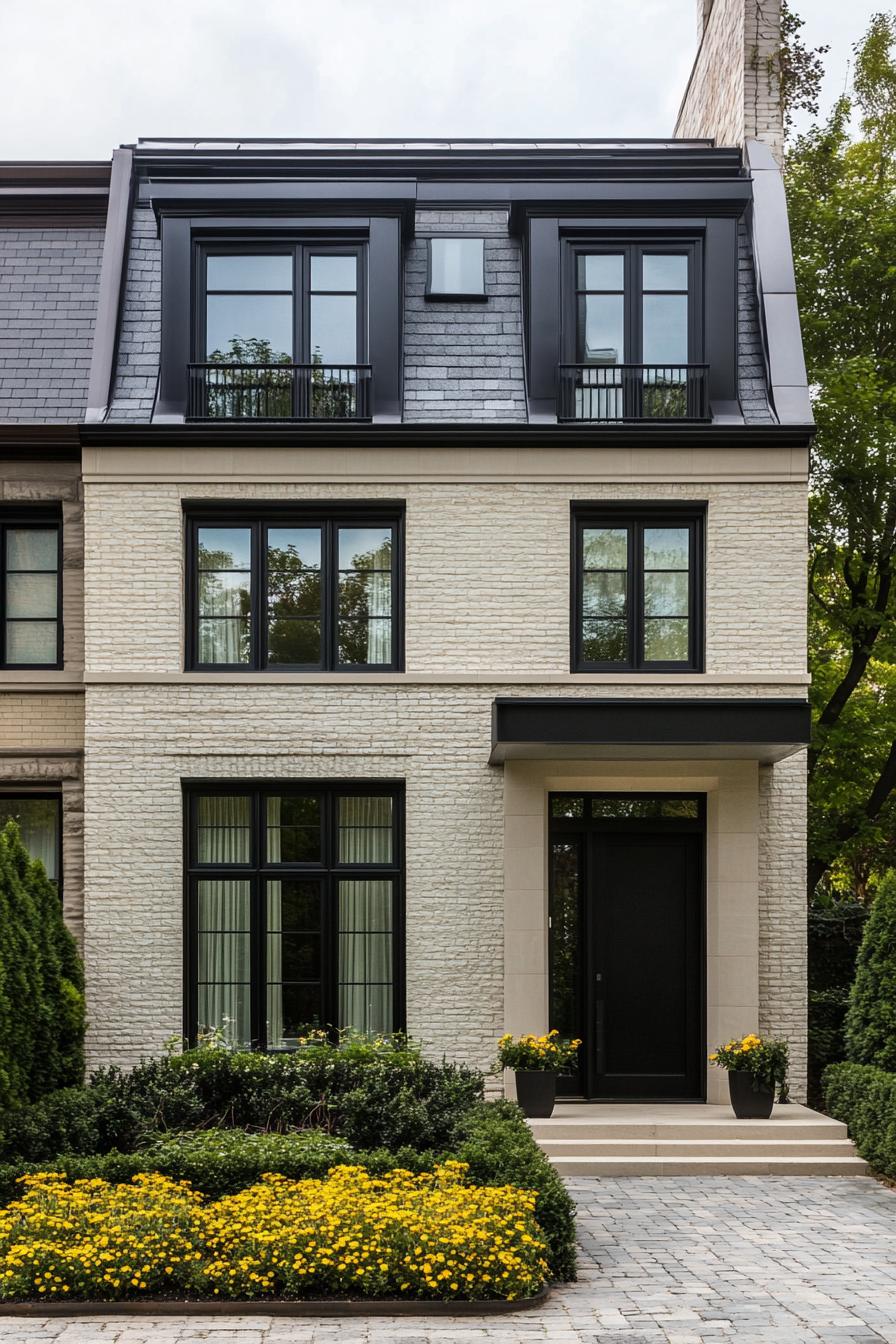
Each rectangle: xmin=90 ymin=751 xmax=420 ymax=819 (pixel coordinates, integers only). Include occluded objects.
xmin=188 ymin=510 xmax=402 ymax=671
xmin=186 ymin=784 xmax=403 ymax=1050
xmin=573 ymin=508 xmax=703 ymax=671
xmin=0 ymin=520 xmax=61 ymax=668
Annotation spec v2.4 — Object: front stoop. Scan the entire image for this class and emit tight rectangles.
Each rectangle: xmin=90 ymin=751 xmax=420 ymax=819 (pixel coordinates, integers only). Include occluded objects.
xmin=528 ymin=1103 xmax=869 ymax=1176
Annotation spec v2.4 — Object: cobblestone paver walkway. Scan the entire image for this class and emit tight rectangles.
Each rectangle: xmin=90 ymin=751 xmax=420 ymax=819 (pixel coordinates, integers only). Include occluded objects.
xmin=1 ymin=1177 xmax=895 ymax=1343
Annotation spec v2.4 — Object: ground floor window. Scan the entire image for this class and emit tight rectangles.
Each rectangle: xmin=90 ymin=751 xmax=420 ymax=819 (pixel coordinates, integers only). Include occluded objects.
xmin=184 ymin=781 xmax=404 ymax=1050
xmin=0 ymin=793 xmax=60 ymax=885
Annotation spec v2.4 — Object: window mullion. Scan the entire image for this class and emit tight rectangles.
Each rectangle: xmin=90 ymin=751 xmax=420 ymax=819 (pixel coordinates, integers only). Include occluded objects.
xmin=326 ymin=520 xmax=337 ymax=672
xmin=255 ymin=521 xmax=264 ymax=672
xmin=631 ymin=522 xmax=641 ymax=671
xmin=252 ymin=795 xmax=265 ymax=1050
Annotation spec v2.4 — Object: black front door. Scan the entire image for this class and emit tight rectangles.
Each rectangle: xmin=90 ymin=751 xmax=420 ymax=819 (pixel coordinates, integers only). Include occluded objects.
xmin=550 ymin=794 xmax=704 ymax=1101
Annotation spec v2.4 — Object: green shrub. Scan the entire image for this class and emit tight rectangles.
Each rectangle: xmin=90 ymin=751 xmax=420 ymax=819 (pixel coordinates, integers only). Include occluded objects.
xmin=454 ymin=1101 xmax=576 ymax=1282
xmin=808 ymin=901 xmax=868 ymax=1104
xmin=0 ymin=822 xmax=84 ymax=1112
xmin=0 ymin=1044 xmax=484 ymax=1164
xmin=845 ymin=871 xmax=896 ymax=1070
xmin=822 ymin=1061 xmax=896 ymax=1179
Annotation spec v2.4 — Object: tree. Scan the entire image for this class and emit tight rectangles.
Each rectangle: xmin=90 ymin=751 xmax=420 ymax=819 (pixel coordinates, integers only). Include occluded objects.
xmin=844 ymin=868 xmax=896 ymax=1067
xmin=786 ymin=13 xmax=896 ymax=895
xmin=0 ymin=820 xmax=84 ymax=1110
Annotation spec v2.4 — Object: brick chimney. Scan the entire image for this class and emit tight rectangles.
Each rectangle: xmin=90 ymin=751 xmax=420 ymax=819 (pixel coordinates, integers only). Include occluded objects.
xmin=675 ymin=0 xmax=784 ymax=164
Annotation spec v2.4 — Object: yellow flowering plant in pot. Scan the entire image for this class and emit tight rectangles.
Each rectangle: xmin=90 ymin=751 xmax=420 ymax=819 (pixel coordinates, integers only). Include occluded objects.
xmin=497 ymin=1031 xmax=581 ymax=1119
xmin=709 ymin=1033 xmax=789 ymax=1118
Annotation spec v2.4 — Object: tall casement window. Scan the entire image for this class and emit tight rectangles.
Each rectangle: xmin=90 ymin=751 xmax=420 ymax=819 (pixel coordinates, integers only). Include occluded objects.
xmin=185 ymin=783 xmax=404 ymax=1049
xmin=572 ymin=504 xmax=704 ymax=671
xmin=0 ymin=517 xmax=61 ymax=669
xmin=191 ymin=243 xmax=368 ymax=419
xmin=0 ymin=794 xmax=61 ymax=886
xmin=186 ymin=506 xmax=403 ymax=672
xmin=560 ymin=241 xmax=704 ymax=421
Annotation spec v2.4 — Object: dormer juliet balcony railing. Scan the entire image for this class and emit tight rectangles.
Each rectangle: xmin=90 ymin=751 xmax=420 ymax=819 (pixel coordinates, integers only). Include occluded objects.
xmin=558 ymin=364 xmax=710 ymax=423
xmin=187 ymin=363 xmax=372 ymax=421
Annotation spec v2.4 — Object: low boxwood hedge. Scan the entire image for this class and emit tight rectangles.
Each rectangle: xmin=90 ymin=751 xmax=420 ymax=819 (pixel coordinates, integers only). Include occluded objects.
xmin=0 ymin=1043 xmax=484 ymax=1164
xmin=822 ymin=1061 xmax=896 ymax=1179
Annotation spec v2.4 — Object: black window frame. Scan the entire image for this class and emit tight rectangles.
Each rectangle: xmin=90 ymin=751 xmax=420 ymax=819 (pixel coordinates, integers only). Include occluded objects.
xmin=571 ymin=502 xmax=706 ymax=673
xmin=183 ymin=779 xmax=405 ymax=1051
xmin=185 ymin=501 xmax=405 ymax=673
xmin=0 ymin=513 xmax=63 ymax=671
xmin=424 ymin=236 xmax=488 ymax=302
xmin=562 ymin=237 xmax=703 ymax=366
xmin=195 ymin=238 xmax=368 ymax=367
xmin=0 ymin=790 xmax=62 ymax=893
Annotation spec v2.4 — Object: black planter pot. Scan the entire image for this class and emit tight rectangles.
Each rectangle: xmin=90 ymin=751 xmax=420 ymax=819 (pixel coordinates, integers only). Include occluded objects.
xmin=514 ymin=1069 xmax=557 ymax=1118
xmin=728 ymin=1069 xmax=775 ymax=1119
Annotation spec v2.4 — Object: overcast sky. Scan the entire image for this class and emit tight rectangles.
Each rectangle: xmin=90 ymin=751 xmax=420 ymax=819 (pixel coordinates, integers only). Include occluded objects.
xmin=0 ymin=0 xmax=884 ymax=160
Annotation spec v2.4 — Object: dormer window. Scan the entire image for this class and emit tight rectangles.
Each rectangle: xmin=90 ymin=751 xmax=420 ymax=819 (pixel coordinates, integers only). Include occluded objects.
xmin=560 ymin=241 xmax=704 ymax=422
xmin=425 ymin=237 xmax=486 ymax=301
xmin=189 ymin=242 xmax=369 ymax=420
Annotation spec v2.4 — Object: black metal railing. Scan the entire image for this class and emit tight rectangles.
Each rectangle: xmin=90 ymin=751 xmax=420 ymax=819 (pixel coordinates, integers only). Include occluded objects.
xmin=558 ymin=364 xmax=710 ymax=423
xmin=187 ymin=363 xmax=372 ymax=421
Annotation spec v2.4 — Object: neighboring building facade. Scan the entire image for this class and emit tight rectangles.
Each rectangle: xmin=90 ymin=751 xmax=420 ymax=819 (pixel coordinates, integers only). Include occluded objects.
xmin=0 ymin=0 xmax=813 ymax=1103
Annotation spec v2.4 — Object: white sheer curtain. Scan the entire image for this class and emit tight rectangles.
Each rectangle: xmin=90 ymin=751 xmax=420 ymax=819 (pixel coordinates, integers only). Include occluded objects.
xmin=366 ymin=539 xmax=392 ymax=664
xmin=0 ymin=798 xmax=58 ymax=881
xmin=337 ymin=796 xmax=393 ymax=1035
xmin=338 ymin=880 xmax=393 ymax=1035
xmin=196 ymin=796 xmax=251 ymax=1045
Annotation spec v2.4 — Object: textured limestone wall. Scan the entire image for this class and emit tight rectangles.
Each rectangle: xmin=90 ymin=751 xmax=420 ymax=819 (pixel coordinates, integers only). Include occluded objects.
xmin=759 ymin=752 xmax=807 ymax=1100
xmin=676 ymin=0 xmax=784 ymax=165
xmin=82 ymin=478 xmax=807 ymax=678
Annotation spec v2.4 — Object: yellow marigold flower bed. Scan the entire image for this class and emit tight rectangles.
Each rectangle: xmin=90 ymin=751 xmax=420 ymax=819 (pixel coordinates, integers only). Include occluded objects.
xmin=0 ymin=1163 xmax=549 ymax=1303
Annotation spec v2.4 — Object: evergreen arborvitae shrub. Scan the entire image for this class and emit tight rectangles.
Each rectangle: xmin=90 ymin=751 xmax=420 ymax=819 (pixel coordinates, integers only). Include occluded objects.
xmin=0 ymin=820 xmax=84 ymax=1111
xmin=844 ymin=869 xmax=896 ymax=1071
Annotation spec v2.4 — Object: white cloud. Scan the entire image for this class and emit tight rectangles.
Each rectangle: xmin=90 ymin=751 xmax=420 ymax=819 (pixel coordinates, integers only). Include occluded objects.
xmin=0 ymin=0 xmax=882 ymax=158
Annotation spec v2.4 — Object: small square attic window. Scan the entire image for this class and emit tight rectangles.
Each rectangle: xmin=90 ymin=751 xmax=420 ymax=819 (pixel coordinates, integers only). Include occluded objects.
xmin=426 ymin=237 xmax=486 ymax=301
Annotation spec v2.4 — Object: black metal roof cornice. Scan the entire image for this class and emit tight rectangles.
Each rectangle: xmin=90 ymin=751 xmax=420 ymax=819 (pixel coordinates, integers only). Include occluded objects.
xmin=129 ymin=140 xmax=747 ymax=183
xmin=77 ymin=422 xmax=815 ymax=451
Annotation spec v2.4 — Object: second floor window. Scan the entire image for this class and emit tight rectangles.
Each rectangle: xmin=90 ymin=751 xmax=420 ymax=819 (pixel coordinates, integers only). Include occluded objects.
xmin=572 ymin=505 xmax=704 ymax=672
xmin=192 ymin=244 xmax=367 ymax=420
xmin=1 ymin=519 xmax=61 ymax=669
xmin=187 ymin=508 xmax=402 ymax=672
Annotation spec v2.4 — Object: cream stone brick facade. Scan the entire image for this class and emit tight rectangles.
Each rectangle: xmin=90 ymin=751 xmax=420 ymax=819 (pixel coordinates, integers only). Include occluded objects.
xmin=80 ymin=445 xmax=809 ymax=1098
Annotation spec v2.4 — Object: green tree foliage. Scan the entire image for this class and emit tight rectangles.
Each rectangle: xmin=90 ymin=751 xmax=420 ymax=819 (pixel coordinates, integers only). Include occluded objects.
xmin=786 ymin=13 xmax=896 ymax=895
xmin=0 ymin=821 xmax=84 ymax=1110
xmin=844 ymin=868 xmax=896 ymax=1067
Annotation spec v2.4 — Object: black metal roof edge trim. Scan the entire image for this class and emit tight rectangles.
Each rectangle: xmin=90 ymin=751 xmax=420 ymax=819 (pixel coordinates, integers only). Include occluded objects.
xmin=77 ymin=423 xmax=816 ymax=450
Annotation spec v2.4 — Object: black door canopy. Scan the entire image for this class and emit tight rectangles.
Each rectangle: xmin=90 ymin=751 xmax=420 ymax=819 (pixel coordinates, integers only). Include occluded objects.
xmin=490 ymin=697 xmax=810 ymax=764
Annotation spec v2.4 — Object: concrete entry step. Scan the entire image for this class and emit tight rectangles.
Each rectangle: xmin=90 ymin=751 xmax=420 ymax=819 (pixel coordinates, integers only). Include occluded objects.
xmin=538 ymin=1138 xmax=861 ymax=1158
xmin=529 ymin=1103 xmax=868 ymax=1176
xmin=550 ymin=1154 xmax=870 ymax=1176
